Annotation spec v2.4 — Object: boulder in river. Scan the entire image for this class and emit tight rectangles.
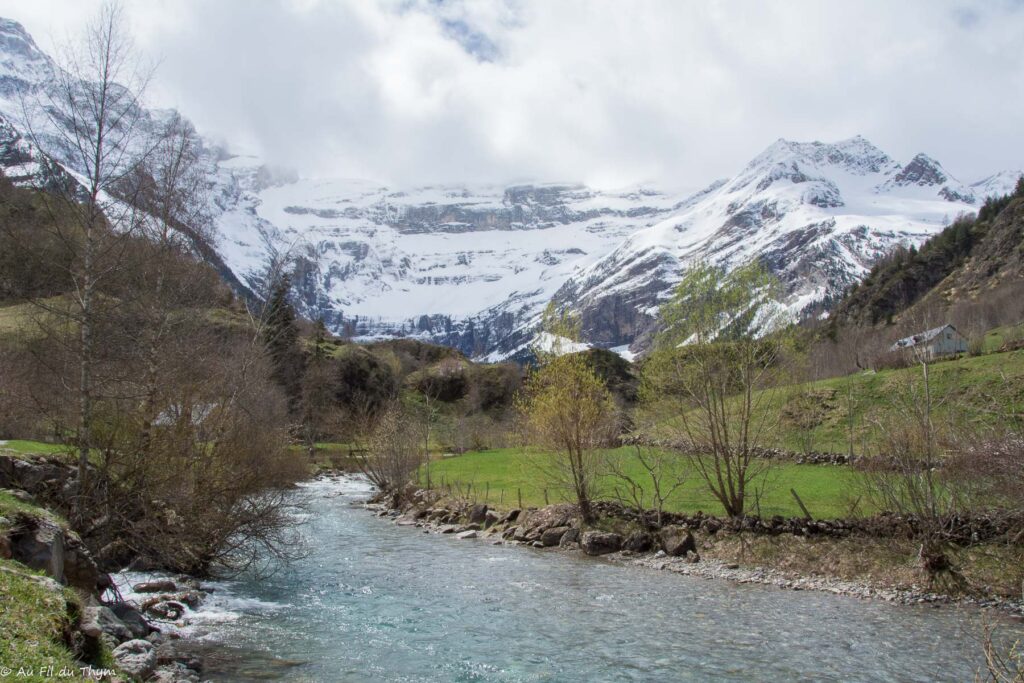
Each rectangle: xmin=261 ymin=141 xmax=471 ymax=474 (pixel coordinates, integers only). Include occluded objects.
xmin=135 ymin=579 xmax=177 ymax=594
xmin=580 ymin=531 xmax=622 ymax=556
xmin=144 ymin=600 xmax=187 ymax=621
xmin=456 ymin=530 xmax=478 ymax=540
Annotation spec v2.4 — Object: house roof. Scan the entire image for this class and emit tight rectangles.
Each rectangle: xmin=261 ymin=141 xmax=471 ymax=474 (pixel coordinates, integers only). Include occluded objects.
xmin=890 ymin=324 xmax=961 ymax=351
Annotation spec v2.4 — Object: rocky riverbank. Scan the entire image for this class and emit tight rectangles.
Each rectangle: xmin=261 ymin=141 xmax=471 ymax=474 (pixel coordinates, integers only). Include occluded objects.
xmin=0 ymin=451 xmax=210 ymax=681
xmin=363 ymin=482 xmax=1024 ymax=616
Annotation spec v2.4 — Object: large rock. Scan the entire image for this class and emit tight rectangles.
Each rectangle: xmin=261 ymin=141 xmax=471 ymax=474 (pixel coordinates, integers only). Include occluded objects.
xmin=558 ymin=528 xmax=581 ymax=547
xmin=468 ymin=504 xmax=488 ymax=524
xmin=540 ymin=526 xmax=570 ymax=547
xmin=660 ymin=526 xmax=697 ymax=557
xmin=580 ymin=531 xmax=623 ymax=556
xmin=499 ymin=509 xmax=521 ymax=525
xmin=513 ymin=504 xmax=577 ymax=543
xmin=150 ymin=662 xmax=201 ymax=683
xmin=10 ymin=517 xmax=64 ymax=582
xmin=134 ymin=579 xmax=177 ymax=594
xmin=144 ymin=600 xmax=187 ymax=620
xmin=80 ymin=606 xmax=132 ymax=643
xmin=455 ymin=530 xmax=478 ymax=540
xmin=110 ymin=603 xmax=152 ymax=639
xmin=112 ymin=639 xmax=157 ymax=679
xmin=483 ymin=510 xmax=501 ymax=528
xmin=622 ymin=530 xmax=655 ymax=553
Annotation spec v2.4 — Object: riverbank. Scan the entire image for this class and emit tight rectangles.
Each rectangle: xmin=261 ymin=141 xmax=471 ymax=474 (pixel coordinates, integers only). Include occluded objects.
xmin=0 ymin=450 xmax=214 ymax=681
xmin=365 ymin=479 xmax=1024 ymax=617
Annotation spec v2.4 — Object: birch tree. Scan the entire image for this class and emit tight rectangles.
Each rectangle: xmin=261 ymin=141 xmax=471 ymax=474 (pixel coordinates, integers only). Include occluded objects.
xmin=20 ymin=1 xmax=154 ymax=519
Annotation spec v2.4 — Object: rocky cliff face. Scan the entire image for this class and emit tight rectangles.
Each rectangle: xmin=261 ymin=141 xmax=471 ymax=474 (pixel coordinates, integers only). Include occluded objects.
xmin=0 ymin=17 xmax=1019 ymax=360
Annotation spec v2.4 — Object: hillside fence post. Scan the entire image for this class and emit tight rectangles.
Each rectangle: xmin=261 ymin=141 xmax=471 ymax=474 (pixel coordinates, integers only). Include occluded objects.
xmin=791 ymin=488 xmax=813 ymax=520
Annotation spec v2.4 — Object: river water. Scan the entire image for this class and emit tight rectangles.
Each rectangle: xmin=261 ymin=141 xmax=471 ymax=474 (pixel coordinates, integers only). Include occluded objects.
xmin=119 ymin=476 xmax=1023 ymax=682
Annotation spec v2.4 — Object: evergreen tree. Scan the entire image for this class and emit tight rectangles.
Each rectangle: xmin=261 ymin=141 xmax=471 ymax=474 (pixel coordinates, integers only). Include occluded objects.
xmin=1016 ymin=175 xmax=1024 ymax=198
xmin=262 ymin=274 xmax=305 ymax=411
xmin=301 ymin=318 xmax=334 ymax=456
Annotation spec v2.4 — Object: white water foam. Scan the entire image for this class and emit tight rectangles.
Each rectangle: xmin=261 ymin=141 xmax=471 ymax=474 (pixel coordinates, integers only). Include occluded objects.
xmin=108 ymin=571 xmax=287 ymax=640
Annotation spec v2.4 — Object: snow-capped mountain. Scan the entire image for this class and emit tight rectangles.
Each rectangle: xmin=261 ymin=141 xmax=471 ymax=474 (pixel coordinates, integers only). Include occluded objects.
xmin=551 ymin=136 xmax=1017 ymax=354
xmin=0 ymin=17 xmax=1019 ymax=360
xmin=215 ymin=167 xmax=698 ymax=356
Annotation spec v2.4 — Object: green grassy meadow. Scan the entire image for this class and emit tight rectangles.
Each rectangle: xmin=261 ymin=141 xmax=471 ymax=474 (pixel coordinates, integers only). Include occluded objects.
xmin=423 ymin=447 xmax=865 ymax=519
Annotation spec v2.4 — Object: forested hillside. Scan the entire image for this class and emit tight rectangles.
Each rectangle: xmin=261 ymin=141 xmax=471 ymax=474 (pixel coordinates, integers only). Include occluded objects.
xmin=830 ymin=176 xmax=1024 ymax=329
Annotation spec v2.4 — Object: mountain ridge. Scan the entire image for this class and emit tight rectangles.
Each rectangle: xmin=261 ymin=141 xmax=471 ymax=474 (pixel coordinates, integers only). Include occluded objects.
xmin=0 ymin=16 xmax=1018 ymax=360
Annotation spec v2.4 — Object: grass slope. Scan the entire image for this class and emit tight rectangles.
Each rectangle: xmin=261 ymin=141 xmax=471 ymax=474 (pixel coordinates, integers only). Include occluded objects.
xmin=0 ymin=559 xmax=89 ymax=681
xmin=747 ymin=348 xmax=1024 ymax=454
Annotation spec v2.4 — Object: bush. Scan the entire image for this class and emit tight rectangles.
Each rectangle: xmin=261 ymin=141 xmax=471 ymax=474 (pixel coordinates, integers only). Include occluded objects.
xmin=967 ymin=335 xmax=985 ymax=357
xmin=331 ymin=345 xmax=398 ymax=418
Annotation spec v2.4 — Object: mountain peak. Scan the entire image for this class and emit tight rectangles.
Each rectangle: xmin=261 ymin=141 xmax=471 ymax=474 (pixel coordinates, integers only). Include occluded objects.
xmin=0 ymin=18 xmax=43 ymax=59
xmin=0 ymin=17 xmax=53 ymax=86
xmin=892 ymin=153 xmax=951 ymax=187
xmin=748 ymin=135 xmax=895 ymax=178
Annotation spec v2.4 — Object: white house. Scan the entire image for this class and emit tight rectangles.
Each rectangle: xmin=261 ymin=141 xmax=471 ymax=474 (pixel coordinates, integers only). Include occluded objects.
xmin=890 ymin=324 xmax=968 ymax=360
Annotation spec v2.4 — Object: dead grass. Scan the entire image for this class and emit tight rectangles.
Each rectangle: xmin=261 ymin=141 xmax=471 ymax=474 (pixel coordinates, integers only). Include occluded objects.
xmin=701 ymin=531 xmax=1024 ymax=599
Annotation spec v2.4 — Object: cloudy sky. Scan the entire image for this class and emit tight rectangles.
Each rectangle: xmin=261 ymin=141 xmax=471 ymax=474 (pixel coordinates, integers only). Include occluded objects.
xmin=2 ymin=0 xmax=1022 ymax=189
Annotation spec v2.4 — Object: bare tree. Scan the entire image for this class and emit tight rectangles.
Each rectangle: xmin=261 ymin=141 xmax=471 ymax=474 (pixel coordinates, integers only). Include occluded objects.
xmin=359 ymin=400 xmax=425 ymax=498
xmin=606 ymin=445 xmax=687 ymax=528
xmin=17 ymin=1 xmax=155 ymax=519
xmin=642 ymin=261 xmax=793 ymax=518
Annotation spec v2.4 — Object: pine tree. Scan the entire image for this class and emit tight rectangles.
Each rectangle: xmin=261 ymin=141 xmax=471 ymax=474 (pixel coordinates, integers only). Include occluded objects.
xmin=301 ymin=318 xmax=333 ymax=456
xmin=1015 ymin=175 xmax=1024 ymax=198
xmin=262 ymin=274 xmax=305 ymax=411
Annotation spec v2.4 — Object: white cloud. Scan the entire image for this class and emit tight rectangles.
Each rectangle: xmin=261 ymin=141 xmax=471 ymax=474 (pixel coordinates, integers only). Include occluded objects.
xmin=2 ymin=0 xmax=1022 ymax=188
